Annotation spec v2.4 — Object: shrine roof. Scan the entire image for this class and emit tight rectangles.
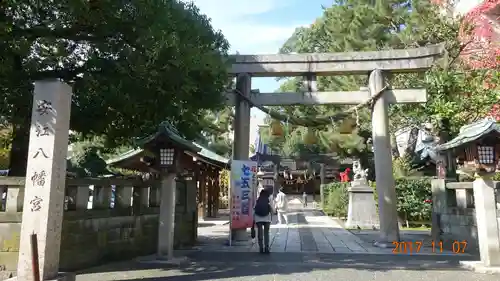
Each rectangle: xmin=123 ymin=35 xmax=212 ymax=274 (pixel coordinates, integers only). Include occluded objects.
xmin=436 ymin=118 xmax=500 ymax=151
xmin=105 ymin=149 xmax=150 ymax=172
xmin=106 ymin=142 xmax=228 ymax=170
xmin=106 ymin=148 xmax=145 ymax=166
xmin=193 ymin=142 xmax=229 ymax=166
xmin=135 ymin=121 xmax=201 ymax=153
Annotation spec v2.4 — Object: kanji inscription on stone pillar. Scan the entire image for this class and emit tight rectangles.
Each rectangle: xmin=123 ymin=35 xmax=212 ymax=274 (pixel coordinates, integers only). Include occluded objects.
xmin=17 ymin=80 xmax=72 ymax=281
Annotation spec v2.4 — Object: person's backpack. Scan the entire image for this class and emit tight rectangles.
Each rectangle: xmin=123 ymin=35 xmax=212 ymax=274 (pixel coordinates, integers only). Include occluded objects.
xmin=254 ymin=198 xmax=271 ymax=217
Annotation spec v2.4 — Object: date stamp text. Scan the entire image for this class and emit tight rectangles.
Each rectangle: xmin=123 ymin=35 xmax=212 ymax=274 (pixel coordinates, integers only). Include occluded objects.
xmin=392 ymin=240 xmax=468 ymax=254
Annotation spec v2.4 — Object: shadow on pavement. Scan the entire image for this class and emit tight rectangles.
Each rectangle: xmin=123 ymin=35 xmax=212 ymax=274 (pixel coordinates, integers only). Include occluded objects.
xmin=76 ymin=251 xmax=481 ymax=281
xmin=75 ymin=206 xmax=483 ymax=280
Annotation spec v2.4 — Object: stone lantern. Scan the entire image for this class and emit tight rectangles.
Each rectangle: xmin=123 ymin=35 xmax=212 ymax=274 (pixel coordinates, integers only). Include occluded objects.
xmin=136 ymin=122 xmax=201 ymax=262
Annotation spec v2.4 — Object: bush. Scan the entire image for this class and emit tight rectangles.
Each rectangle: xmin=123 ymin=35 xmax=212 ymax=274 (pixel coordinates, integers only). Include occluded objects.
xmin=372 ymin=178 xmax=432 ymax=227
xmin=396 ymin=178 xmax=432 ymax=224
xmin=322 ymin=182 xmax=349 ymax=218
xmin=0 ymin=148 xmax=9 ymax=170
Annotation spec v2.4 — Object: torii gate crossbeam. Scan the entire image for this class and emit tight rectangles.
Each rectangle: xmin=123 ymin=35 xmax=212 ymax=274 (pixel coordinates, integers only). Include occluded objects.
xmin=229 ymin=44 xmax=445 ymax=247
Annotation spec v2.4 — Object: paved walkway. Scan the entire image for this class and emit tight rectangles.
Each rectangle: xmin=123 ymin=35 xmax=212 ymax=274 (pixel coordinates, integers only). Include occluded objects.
xmin=198 ymin=201 xmax=464 ymax=255
xmin=76 ymin=252 xmax=492 ymax=281
xmin=73 ymin=200 xmax=493 ymax=281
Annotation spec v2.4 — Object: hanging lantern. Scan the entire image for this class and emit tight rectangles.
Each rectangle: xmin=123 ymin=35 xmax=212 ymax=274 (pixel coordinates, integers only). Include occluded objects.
xmin=270 ymin=120 xmax=284 ymax=136
xmin=339 ymin=117 xmax=356 ymax=134
xmin=329 ymin=141 xmax=339 ymax=152
xmin=304 ymin=128 xmax=317 ymax=145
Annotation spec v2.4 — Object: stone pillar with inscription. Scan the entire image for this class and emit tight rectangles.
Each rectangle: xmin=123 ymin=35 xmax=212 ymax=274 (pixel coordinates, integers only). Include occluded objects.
xmin=12 ymin=80 xmax=74 ymax=281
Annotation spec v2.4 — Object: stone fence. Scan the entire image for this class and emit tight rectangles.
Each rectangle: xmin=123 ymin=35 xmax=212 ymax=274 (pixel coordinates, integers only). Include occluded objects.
xmin=0 ymin=176 xmax=198 ymax=279
xmin=432 ymin=179 xmax=500 ymax=263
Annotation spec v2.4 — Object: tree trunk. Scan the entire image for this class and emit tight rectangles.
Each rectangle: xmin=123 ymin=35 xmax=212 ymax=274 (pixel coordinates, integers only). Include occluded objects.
xmin=8 ymin=113 xmax=31 ymax=177
xmin=391 ymin=133 xmax=400 ymax=158
xmin=8 ymin=54 xmax=32 ymax=177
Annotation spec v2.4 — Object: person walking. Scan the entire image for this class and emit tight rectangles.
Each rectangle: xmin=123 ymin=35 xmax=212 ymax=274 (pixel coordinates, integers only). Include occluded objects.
xmin=302 ymin=191 xmax=308 ymax=207
xmin=253 ymin=189 xmax=273 ymax=254
xmin=275 ymin=187 xmax=288 ymax=225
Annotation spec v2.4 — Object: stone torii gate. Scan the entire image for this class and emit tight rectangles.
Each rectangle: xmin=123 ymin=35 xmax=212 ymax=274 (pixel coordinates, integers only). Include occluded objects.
xmin=226 ymin=44 xmax=445 ymax=246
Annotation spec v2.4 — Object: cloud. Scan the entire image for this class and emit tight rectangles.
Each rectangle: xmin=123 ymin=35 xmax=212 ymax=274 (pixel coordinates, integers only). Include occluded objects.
xmin=189 ymin=0 xmax=306 ymax=147
xmin=190 ymin=0 xmax=302 ymax=54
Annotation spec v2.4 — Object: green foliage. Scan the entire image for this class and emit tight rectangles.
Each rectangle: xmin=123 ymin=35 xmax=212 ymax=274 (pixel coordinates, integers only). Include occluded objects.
xmin=0 ymin=126 xmax=12 ymax=169
xmin=322 ymin=182 xmax=349 ymax=218
xmin=392 ymin=68 xmax=500 ymax=135
xmin=492 ymin=172 xmax=500 ymax=181
xmin=269 ymin=0 xmax=499 ymax=160
xmin=395 ymin=178 xmax=432 ymax=223
xmin=393 ymin=155 xmax=417 ymax=178
xmin=1 ymin=0 xmax=231 ymax=173
xmin=69 ymin=142 xmax=110 ymax=177
xmin=372 ymin=178 xmax=432 ymax=225
xmin=197 ymin=107 xmax=233 ymax=158
xmin=0 ymin=148 xmax=9 ymax=170
xmin=68 ymin=135 xmax=134 ymax=177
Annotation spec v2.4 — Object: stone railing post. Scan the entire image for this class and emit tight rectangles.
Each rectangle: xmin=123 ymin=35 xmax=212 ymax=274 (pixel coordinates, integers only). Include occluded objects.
xmin=74 ymin=185 xmax=90 ymax=210
xmin=115 ymin=186 xmax=133 ymax=209
xmin=139 ymin=186 xmax=150 ymax=208
xmin=93 ymin=185 xmax=113 ymax=209
xmin=5 ymin=185 xmax=24 ymax=213
xmin=431 ymin=179 xmax=447 ymax=241
xmin=455 ymin=188 xmax=473 ymax=209
xmin=133 ymin=184 xmax=150 ymax=214
xmin=472 ymin=179 xmax=500 ymax=267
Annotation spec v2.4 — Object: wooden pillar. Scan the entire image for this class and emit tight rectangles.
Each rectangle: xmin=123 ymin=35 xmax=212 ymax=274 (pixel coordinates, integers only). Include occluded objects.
xmin=207 ymin=168 xmax=214 ymax=217
xmin=212 ymin=169 xmax=220 ymax=217
xmin=198 ymin=165 xmax=207 ymax=219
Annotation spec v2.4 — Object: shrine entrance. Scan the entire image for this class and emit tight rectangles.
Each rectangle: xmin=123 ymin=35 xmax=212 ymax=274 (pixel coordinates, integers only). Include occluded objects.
xmin=226 ymin=44 xmax=445 ymax=246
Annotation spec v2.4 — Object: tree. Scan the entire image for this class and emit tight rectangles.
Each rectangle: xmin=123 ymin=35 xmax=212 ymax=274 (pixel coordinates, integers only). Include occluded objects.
xmin=270 ymin=0 xmax=499 ymax=163
xmin=196 ymin=107 xmax=234 ymax=157
xmin=266 ymin=0 xmax=413 ymax=158
xmin=0 ymin=0 xmax=230 ymax=176
xmin=387 ymin=1 xmax=500 ymax=135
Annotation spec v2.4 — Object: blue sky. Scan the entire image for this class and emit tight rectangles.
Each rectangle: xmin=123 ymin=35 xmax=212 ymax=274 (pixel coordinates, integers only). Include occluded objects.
xmin=191 ymin=0 xmax=334 ymax=146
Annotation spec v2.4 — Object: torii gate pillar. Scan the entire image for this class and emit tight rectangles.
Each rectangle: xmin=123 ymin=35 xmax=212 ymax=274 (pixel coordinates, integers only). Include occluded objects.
xmin=370 ymin=69 xmax=400 ymax=245
xmin=232 ymin=73 xmax=252 ymax=242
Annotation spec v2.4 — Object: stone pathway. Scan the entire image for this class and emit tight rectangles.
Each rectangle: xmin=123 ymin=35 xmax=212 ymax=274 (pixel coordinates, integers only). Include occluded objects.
xmin=197 ymin=203 xmax=467 ymax=256
xmin=76 ymin=251 xmax=490 ymax=281
xmin=74 ymin=201 xmax=493 ymax=281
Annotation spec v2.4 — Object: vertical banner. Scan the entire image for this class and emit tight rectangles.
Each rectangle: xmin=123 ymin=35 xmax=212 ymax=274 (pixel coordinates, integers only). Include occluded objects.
xmin=230 ymin=160 xmax=257 ymax=229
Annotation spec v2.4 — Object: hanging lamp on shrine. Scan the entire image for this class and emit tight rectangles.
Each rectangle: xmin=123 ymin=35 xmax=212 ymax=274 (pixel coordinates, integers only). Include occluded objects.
xmin=303 ymin=128 xmax=318 ymax=145
xmin=339 ymin=108 xmax=360 ymax=134
xmin=329 ymin=141 xmax=339 ymax=153
xmin=270 ymin=119 xmax=284 ymax=137
xmin=338 ymin=117 xmax=356 ymax=134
